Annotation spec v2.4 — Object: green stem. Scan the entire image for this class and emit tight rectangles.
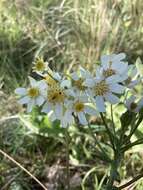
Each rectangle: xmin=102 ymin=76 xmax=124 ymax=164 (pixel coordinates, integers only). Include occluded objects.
xmin=121 ymin=138 xmax=143 ymax=152
xmin=87 ymin=123 xmax=111 ymax=162
xmin=125 ymin=115 xmax=143 ymax=142
xmin=65 ymin=129 xmax=70 ymax=190
xmin=106 ymin=150 xmax=121 ymax=190
xmin=100 ymin=113 xmax=116 ymax=151
xmin=111 ymin=105 xmax=116 ymax=136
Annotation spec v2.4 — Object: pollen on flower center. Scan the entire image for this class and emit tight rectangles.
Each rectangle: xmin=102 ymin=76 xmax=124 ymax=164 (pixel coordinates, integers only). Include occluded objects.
xmin=74 ymin=101 xmax=84 ymax=112
xmin=94 ymin=80 xmax=109 ymax=96
xmin=47 ymin=85 xmax=65 ymax=104
xmin=44 ymin=74 xmax=57 ymax=86
xmin=103 ymin=68 xmax=116 ymax=78
xmin=130 ymin=102 xmax=137 ymax=110
xmin=73 ymin=78 xmax=86 ymax=90
xmin=34 ymin=58 xmax=45 ymax=71
xmin=28 ymin=87 xmax=39 ymax=97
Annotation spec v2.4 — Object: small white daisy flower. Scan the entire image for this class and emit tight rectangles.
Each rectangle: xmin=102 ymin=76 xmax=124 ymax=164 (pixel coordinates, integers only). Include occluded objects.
xmin=85 ymin=76 xmax=125 ymax=112
xmin=71 ymin=67 xmax=92 ymax=94
xmin=41 ymin=77 xmax=71 ymax=120
xmin=100 ymin=53 xmax=128 ymax=82
xmin=32 ymin=57 xmax=48 ymax=73
xmin=124 ymin=65 xmax=140 ymax=88
xmin=61 ymin=95 xmax=98 ymax=127
xmin=125 ymin=95 xmax=143 ymax=113
xmin=15 ymin=77 xmax=47 ymax=112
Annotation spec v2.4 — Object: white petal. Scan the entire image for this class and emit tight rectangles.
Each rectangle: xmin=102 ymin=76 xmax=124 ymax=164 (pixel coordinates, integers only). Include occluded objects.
xmin=84 ymin=105 xmax=98 ymax=115
xmin=42 ymin=102 xmax=52 ymax=113
xmin=18 ymin=96 xmax=30 ymax=104
xmin=109 ymin=83 xmax=125 ymax=94
xmin=61 ymin=80 xmax=71 ymax=89
xmin=65 ymin=89 xmax=75 ymax=97
xmin=95 ymin=96 xmax=106 ymax=112
xmin=27 ymin=99 xmax=35 ymax=112
xmin=38 ymin=80 xmax=47 ymax=90
xmin=104 ymin=93 xmax=120 ymax=104
xmin=28 ymin=76 xmax=37 ymax=87
xmin=71 ymin=72 xmax=79 ymax=80
xmin=95 ymin=66 xmax=103 ymax=79
xmin=62 ymin=110 xmax=73 ymax=127
xmin=101 ymin=55 xmax=110 ymax=68
xmin=84 ymin=79 xmax=94 ymax=87
xmin=55 ymin=103 xmax=63 ymax=119
xmin=77 ymin=112 xmax=87 ymax=125
xmin=113 ymin=53 xmax=126 ymax=62
xmin=53 ymin=72 xmax=61 ymax=81
xmin=35 ymin=96 xmax=45 ymax=106
xmin=106 ymin=75 xmax=122 ymax=83
xmin=112 ymin=62 xmax=128 ymax=74
xmin=15 ymin=88 xmax=27 ymax=95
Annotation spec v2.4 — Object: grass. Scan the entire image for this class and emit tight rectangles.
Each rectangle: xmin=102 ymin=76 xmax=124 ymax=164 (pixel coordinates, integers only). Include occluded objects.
xmin=0 ymin=0 xmax=143 ymax=189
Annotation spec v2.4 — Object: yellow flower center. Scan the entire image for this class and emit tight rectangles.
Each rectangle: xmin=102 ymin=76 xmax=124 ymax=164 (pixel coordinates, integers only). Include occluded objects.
xmin=28 ymin=87 xmax=39 ymax=98
xmin=34 ymin=58 xmax=45 ymax=71
xmin=47 ymin=85 xmax=65 ymax=104
xmin=103 ymin=68 xmax=116 ymax=78
xmin=94 ymin=80 xmax=109 ymax=96
xmin=130 ymin=102 xmax=137 ymax=110
xmin=73 ymin=78 xmax=86 ymax=91
xmin=44 ymin=75 xmax=57 ymax=86
xmin=74 ymin=101 xmax=85 ymax=112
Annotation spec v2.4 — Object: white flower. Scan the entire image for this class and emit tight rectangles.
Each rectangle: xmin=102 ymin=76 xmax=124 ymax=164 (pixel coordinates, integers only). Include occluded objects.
xmin=125 ymin=95 xmax=143 ymax=113
xmin=32 ymin=57 xmax=48 ymax=73
xmin=41 ymin=78 xmax=71 ymax=120
xmin=61 ymin=95 xmax=98 ymax=127
xmin=15 ymin=77 xmax=47 ymax=112
xmin=85 ymin=76 xmax=125 ymax=112
xmin=100 ymin=53 xmax=128 ymax=82
xmin=124 ymin=65 xmax=140 ymax=88
xmin=71 ymin=67 xmax=92 ymax=94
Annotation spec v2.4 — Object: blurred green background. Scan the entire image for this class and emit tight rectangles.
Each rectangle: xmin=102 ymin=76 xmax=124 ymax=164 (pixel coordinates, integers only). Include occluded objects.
xmin=0 ymin=0 xmax=143 ymax=189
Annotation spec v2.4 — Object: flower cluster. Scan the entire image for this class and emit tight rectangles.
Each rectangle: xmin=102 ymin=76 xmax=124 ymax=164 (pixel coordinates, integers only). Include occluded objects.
xmin=15 ymin=53 xmax=143 ymax=127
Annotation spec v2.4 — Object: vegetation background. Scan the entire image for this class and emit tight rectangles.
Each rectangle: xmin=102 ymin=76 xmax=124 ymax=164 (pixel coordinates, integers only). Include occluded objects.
xmin=0 ymin=0 xmax=143 ymax=189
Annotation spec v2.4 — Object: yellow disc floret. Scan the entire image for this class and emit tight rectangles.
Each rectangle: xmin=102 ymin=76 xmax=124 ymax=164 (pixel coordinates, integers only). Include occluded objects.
xmin=47 ymin=84 xmax=65 ymax=104
xmin=73 ymin=78 xmax=86 ymax=91
xmin=28 ymin=87 xmax=39 ymax=98
xmin=94 ymin=80 xmax=109 ymax=96
xmin=74 ymin=101 xmax=85 ymax=112
xmin=33 ymin=57 xmax=45 ymax=71
xmin=103 ymin=68 xmax=116 ymax=78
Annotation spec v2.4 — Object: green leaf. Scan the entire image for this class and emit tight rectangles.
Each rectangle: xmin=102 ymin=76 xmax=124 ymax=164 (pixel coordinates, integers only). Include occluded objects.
xmin=120 ymin=111 xmax=135 ymax=129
